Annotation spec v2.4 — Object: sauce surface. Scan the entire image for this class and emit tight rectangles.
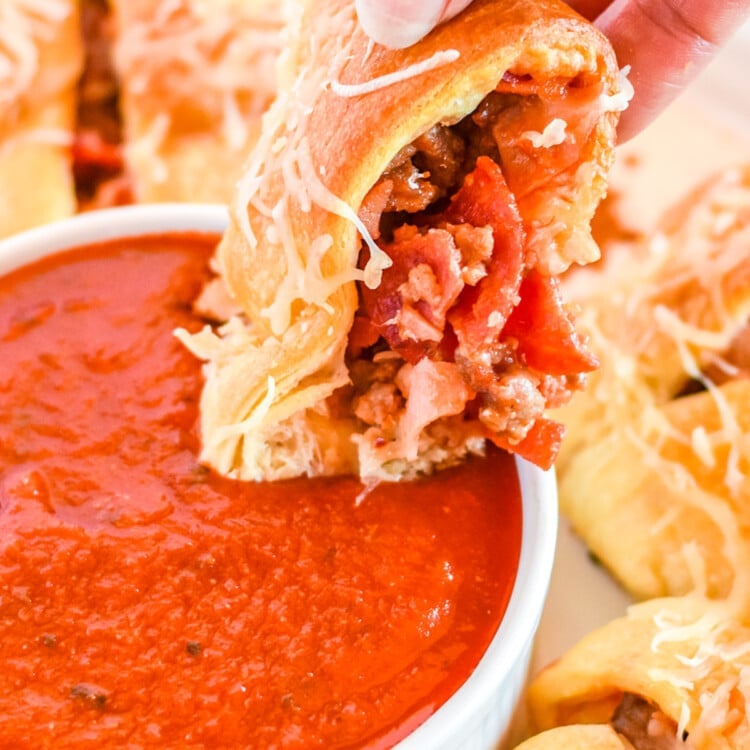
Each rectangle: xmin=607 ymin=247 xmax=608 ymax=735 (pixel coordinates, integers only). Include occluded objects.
xmin=0 ymin=235 xmax=522 ymax=749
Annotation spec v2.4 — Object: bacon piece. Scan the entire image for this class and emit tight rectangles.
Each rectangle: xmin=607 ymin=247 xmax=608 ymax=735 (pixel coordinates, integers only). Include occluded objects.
xmin=502 ymin=269 xmax=598 ymax=376
xmin=489 ymin=418 xmax=564 ymax=471
xmin=73 ymin=130 xmax=134 ymax=211
xmin=359 ymin=225 xmax=465 ymax=363
xmin=73 ymin=129 xmax=123 ymax=173
xmin=445 ymin=156 xmax=526 ymax=350
xmin=490 ymin=75 xmax=603 ymax=200
xmin=76 ymin=0 xmax=126 ymax=207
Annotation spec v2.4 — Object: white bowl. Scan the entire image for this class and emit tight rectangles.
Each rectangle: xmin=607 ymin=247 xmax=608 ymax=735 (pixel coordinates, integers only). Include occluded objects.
xmin=0 ymin=203 xmax=558 ymax=749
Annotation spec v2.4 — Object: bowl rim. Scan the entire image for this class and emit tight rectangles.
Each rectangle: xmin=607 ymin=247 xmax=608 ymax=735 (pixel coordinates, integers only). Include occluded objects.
xmin=0 ymin=203 xmax=228 ymax=276
xmin=0 ymin=203 xmax=559 ymax=747
xmin=400 ymin=457 xmax=558 ymax=749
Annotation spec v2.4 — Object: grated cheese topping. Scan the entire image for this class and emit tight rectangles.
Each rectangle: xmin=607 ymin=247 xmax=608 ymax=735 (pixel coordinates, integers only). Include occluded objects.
xmin=643 ymin=598 xmax=750 ymax=743
xmin=115 ymin=0 xmax=283 ymax=161
xmin=232 ymin=5 xmax=465 ymax=334
xmin=329 ymin=48 xmax=460 ymax=97
xmin=0 ymin=0 xmax=70 ymax=110
xmin=598 ymin=64 xmax=634 ymax=114
xmin=521 ymin=117 xmax=568 ymax=148
xmin=554 ymin=160 xmax=750 ymax=712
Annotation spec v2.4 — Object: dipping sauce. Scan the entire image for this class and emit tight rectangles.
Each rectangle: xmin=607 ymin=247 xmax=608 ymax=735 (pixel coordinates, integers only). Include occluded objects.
xmin=0 ymin=234 xmax=522 ymax=748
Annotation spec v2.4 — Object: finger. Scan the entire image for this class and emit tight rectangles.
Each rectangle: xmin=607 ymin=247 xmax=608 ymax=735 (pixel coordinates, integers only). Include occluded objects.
xmin=596 ymin=0 xmax=750 ymax=141
xmin=355 ymin=0 xmax=472 ymax=49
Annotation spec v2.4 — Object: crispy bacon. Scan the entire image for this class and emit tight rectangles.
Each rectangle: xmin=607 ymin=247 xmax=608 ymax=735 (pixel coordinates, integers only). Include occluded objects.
xmin=489 ymin=418 xmax=565 ymax=470
xmin=502 ymin=269 xmax=598 ymax=376
xmin=354 ymin=117 xmax=597 ymax=469
xmin=444 ymin=156 xmax=526 ymax=350
xmin=359 ymin=225 xmax=466 ymax=364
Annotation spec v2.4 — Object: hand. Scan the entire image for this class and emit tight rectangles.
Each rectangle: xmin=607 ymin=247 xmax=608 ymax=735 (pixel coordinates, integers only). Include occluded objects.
xmin=354 ymin=0 xmax=750 ymax=142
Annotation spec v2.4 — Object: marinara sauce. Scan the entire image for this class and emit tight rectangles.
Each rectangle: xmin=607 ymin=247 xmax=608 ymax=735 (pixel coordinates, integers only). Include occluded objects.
xmin=0 ymin=234 xmax=522 ymax=749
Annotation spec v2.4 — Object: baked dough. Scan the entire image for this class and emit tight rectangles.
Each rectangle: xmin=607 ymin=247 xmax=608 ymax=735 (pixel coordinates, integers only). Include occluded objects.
xmin=513 ymin=724 xmax=633 ymax=749
xmin=0 ymin=0 xmax=82 ymax=237
xmin=180 ymin=0 xmax=624 ymax=481
xmin=111 ymin=0 xmax=282 ymax=203
xmin=527 ymin=596 xmax=750 ymax=749
xmin=554 ymin=165 xmax=750 ymax=605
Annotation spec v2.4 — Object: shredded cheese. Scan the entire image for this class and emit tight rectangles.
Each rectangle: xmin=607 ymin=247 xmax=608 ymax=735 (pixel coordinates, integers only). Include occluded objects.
xmin=641 ymin=599 xmax=750 ymax=742
xmin=0 ymin=126 xmax=72 ymax=159
xmin=553 ymin=159 xmax=750 ymax=687
xmin=329 ymin=48 xmax=460 ymax=97
xmin=115 ymin=0 xmax=283 ymax=157
xmin=232 ymin=4 xmax=394 ymax=336
xmin=0 ymin=0 xmax=70 ymax=110
xmin=521 ymin=117 xmax=568 ymax=148
xmin=598 ymin=65 xmax=634 ymax=114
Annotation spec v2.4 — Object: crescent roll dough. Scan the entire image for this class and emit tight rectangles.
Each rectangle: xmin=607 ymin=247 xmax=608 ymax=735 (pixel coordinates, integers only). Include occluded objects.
xmin=513 ymin=725 xmax=633 ymax=749
xmin=111 ymin=0 xmax=282 ymax=203
xmin=553 ymin=165 xmax=750 ymax=607
xmin=0 ymin=0 xmax=82 ymax=237
xmin=180 ymin=0 xmax=624 ymax=481
xmin=527 ymin=596 xmax=750 ymax=749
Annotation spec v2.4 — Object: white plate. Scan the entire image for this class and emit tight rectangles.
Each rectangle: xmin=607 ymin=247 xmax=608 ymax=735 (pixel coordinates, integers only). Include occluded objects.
xmin=519 ymin=16 xmax=750 ymax=742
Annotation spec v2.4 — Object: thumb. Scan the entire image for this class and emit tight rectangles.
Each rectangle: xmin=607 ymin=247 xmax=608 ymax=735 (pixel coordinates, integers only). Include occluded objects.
xmin=355 ymin=0 xmax=473 ymax=49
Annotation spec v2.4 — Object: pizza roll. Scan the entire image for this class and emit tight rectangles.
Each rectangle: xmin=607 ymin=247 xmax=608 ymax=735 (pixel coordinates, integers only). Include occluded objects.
xmin=179 ymin=0 xmax=625 ymax=481
xmin=553 ymin=166 xmax=750 ymax=604
xmin=0 ymin=0 xmax=82 ymax=237
xmin=527 ymin=596 xmax=750 ymax=749
xmin=110 ymin=0 xmax=282 ymax=204
xmin=555 ymin=164 xmax=750 ymax=469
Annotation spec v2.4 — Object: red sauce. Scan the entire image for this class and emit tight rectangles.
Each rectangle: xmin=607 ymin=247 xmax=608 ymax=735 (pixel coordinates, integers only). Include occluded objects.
xmin=0 ymin=234 xmax=522 ymax=748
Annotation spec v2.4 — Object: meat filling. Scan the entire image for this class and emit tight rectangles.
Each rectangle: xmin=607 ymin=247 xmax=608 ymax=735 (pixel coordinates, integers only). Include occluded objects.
xmin=74 ymin=0 xmax=132 ymax=209
xmin=347 ymin=74 xmax=602 ymax=470
xmin=611 ymin=693 xmax=685 ymax=750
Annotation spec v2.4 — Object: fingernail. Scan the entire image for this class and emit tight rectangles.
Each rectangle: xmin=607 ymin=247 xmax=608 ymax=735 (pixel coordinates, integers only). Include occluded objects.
xmin=355 ymin=0 xmax=449 ymax=49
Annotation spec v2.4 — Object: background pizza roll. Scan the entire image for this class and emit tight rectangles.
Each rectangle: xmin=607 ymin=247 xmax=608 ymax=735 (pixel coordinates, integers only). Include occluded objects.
xmin=560 ymin=379 xmax=750 ymax=604
xmin=0 ymin=0 xmax=82 ymax=237
xmin=181 ymin=0 xmax=624 ymax=481
xmin=527 ymin=596 xmax=750 ymax=749
xmin=555 ymin=164 xmax=750 ymax=469
xmin=111 ymin=0 xmax=282 ymax=203
xmin=552 ymin=165 xmax=750 ymax=605
xmin=513 ymin=724 xmax=633 ymax=749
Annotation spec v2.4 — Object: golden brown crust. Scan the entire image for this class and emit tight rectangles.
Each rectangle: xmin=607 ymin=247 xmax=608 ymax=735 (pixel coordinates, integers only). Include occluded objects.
xmin=0 ymin=0 xmax=82 ymax=237
xmin=528 ymin=597 xmax=750 ymax=748
xmin=187 ymin=0 xmax=621 ymax=480
xmin=554 ymin=164 xmax=750 ymax=605
xmin=513 ymin=724 xmax=633 ymax=750
xmin=222 ymin=0 xmax=620 ymax=329
xmin=560 ymin=380 xmax=750 ymax=603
